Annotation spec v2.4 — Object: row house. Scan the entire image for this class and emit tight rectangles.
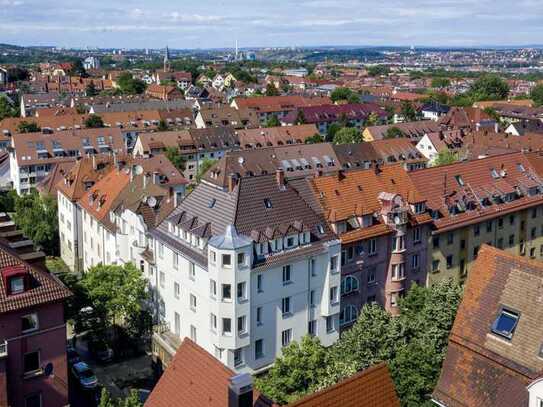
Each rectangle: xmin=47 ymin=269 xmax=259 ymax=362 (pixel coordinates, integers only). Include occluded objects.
xmin=58 ymin=154 xmax=187 ymax=272
xmin=302 ymin=165 xmax=432 ymax=317
xmin=282 ymin=103 xmax=388 ymax=135
xmin=194 ymin=106 xmax=259 ymax=129
xmin=9 ymin=128 xmax=126 ymax=194
xmin=0 ymin=240 xmax=72 ymax=407
xmin=231 ymin=95 xmax=331 ymax=125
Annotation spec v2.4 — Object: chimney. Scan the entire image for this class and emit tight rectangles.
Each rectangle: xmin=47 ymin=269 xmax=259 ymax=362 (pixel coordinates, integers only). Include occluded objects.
xmin=227 ymin=173 xmax=237 ymax=192
xmin=92 ymin=154 xmax=96 ymax=170
xmin=276 ymin=168 xmax=285 ymax=186
xmin=228 ymin=373 xmax=253 ymax=407
xmin=153 ymin=171 xmax=160 ymax=184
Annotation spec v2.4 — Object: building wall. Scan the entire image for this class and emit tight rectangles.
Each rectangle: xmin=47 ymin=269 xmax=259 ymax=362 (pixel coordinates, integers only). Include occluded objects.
xmin=427 ymin=206 xmax=543 ymax=285
xmin=58 ymin=191 xmax=82 ymax=272
xmin=0 ymin=302 xmax=68 ymax=407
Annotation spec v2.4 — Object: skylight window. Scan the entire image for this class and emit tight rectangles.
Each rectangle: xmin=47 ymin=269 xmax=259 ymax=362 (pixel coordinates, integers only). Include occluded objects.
xmin=491 ymin=168 xmax=500 ymax=179
xmin=517 ymin=163 xmax=526 ymax=172
xmin=454 ymin=175 xmax=464 ymax=186
xmin=317 ymin=224 xmax=325 ymax=234
xmin=264 ymin=199 xmax=272 ymax=209
xmin=208 ymin=198 xmax=216 ymax=208
xmin=491 ymin=308 xmax=519 ymax=340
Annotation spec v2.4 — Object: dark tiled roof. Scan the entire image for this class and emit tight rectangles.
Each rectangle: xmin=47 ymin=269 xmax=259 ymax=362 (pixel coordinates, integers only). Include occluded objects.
xmin=433 ymin=245 xmax=543 ymax=407
xmin=364 ymin=120 xmax=440 ymax=141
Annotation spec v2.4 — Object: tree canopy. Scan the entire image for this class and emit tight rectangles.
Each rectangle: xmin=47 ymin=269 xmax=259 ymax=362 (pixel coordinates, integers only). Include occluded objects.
xmin=304 ymin=133 xmax=324 ymax=144
xmin=116 ymin=73 xmax=146 ymax=94
xmin=265 ymin=115 xmax=281 ymax=128
xmin=17 ymin=121 xmax=41 ymax=133
xmin=468 ymin=74 xmax=509 ymax=101
xmin=84 ymin=114 xmax=105 ymax=128
xmin=195 ymin=158 xmax=217 ymax=183
xmin=265 ymin=83 xmax=280 ymax=96
xmin=333 ymin=127 xmax=362 ymax=144
xmin=12 ymin=191 xmax=59 ymax=255
xmin=256 ymin=280 xmax=463 ymax=406
xmin=164 ymin=146 xmax=186 ymax=171
xmin=530 ymin=84 xmax=543 ymax=107
xmin=0 ymin=96 xmax=18 ymax=121
xmin=433 ymin=150 xmax=459 ymax=167
xmin=85 ymin=81 xmax=98 ymax=97
xmin=330 ymin=87 xmax=360 ymax=104
xmin=384 ymin=127 xmax=404 ymax=139
xmin=400 ymin=101 xmax=419 ymax=122
xmin=431 ymin=77 xmax=451 ymax=89
xmin=367 ymin=65 xmax=390 ymax=77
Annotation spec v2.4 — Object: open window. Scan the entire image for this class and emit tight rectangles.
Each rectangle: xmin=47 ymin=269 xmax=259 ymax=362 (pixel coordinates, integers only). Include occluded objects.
xmin=491 ymin=307 xmax=519 ymax=340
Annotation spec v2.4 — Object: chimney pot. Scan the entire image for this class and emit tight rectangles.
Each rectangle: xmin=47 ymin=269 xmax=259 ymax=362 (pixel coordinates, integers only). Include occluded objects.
xmin=276 ymin=168 xmax=285 ymax=186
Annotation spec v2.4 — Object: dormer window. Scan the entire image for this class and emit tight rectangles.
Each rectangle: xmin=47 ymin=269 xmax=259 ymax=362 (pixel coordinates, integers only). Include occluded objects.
xmin=10 ymin=276 xmax=25 ymax=294
xmin=454 ymin=175 xmax=464 ymax=186
xmin=264 ymin=199 xmax=272 ymax=209
xmin=491 ymin=168 xmax=500 ymax=179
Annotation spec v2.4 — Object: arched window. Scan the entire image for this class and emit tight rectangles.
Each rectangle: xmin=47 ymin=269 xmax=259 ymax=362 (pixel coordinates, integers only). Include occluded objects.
xmin=340 ymin=305 xmax=358 ymax=326
xmin=341 ymin=275 xmax=360 ymax=296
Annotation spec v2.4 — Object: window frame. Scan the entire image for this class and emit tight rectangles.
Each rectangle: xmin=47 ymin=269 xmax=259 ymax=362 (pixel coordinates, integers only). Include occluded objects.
xmin=491 ymin=307 xmax=520 ymax=340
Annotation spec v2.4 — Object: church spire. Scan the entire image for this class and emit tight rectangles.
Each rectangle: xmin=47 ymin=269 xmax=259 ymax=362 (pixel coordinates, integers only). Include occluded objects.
xmin=164 ymin=46 xmax=171 ymax=72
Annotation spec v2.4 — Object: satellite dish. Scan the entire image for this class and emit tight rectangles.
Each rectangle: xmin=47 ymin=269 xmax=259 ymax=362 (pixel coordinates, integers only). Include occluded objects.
xmin=238 ymin=157 xmax=245 ymax=165
xmin=147 ymin=196 xmax=157 ymax=208
xmin=44 ymin=362 xmax=53 ymax=376
xmin=134 ymin=165 xmax=144 ymax=176
xmin=394 ymin=216 xmax=401 ymax=225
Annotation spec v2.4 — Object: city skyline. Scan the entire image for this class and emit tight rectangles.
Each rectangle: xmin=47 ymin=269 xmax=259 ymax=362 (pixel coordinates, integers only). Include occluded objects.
xmin=1 ymin=0 xmax=543 ymax=49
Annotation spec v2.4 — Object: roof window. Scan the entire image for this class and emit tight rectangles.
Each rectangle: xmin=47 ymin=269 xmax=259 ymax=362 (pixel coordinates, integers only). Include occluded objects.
xmin=454 ymin=175 xmax=464 ymax=186
xmin=491 ymin=307 xmax=519 ymax=340
xmin=208 ymin=198 xmax=216 ymax=209
xmin=264 ymin=199 xmax=272 ymax=209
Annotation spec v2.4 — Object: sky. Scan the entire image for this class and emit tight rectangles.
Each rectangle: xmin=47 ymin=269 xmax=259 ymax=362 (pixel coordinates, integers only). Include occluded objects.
xmin=1 ymin=0 xmax=543 ymax=49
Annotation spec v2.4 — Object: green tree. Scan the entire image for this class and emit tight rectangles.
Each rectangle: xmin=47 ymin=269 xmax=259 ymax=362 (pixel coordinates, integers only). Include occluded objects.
xmin=333 ymin=127 xmax=362 ymax=144
xmin=325 ymin=123 xmax=341 ymax=142
xmin=483 ymin=107 xmax=500 ymax=122
xmin=265 ymin=83 xmax=280 ymax=96
xmin=117 ymin=73 xmax=146 ymax=94
xmin=164 ymin=146 xmax=186 ymax=171
xmin=468 ymin=74 xmax=509 ymax=101
xmin=265 ymin=115 xmax=281 ymax=128
xmin=255 ymin=336 xmax=328 ymax=405
xmin=80 ymin=263 xmax=149 ymax=347
xmin=433 ymin=150 xmax=458 ymax=167
xmin=365 ymin=112 xmax=380 ymax=127
xmin=86 ymin=81 xmax=98 ymax=97
xmin=0 ymin=189 xmax=17 ymax=212
xmin=367 ymin=65 xmax=390 ymax=77
xmin=384 ymin=127 xmax=404 ymax=139
xmin=85 ymin=114 xmax=105 ymax=128
xmin=431 ymin=78 xmax=451 ymax=89
xmin=400 ymin=101 xmax=418 ymax=122
xmin=195 ymin=158 xmax=217 ymax=183
xmin=295 ymin=110 xmax=306 ymax=125
xmin=17 ymin=121 xmax=41 ymax=133
xmin=330 ymin=87 xmax=360 ymax=104
xmin=530 ymin=84 xmax=543 ymax=107
xmin=0 ymin=96 xmax=17 ymax=121
xmin=12 ymin=192 xmax=59 ymax=255
xmin=157 ymin=119 xmax=169 ymax=131
xmin=99 ymin=388 xmax=115 ymax=407
xmin=6 ymin=67 xmax=29 ymax=82
xmin=69 ymin=59 xmax=88 ymax=77
xmin=304 ymin=133 xmax=324 ymax=144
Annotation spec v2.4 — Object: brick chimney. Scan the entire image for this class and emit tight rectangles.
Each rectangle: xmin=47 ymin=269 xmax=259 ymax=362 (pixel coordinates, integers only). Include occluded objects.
xmin=228 ymin=173 xmax=237 ymax=192
xmin=276 ymin=168 xmax=285 ymax=186
xmin=228 ymin=373 xmax=253 ymax=407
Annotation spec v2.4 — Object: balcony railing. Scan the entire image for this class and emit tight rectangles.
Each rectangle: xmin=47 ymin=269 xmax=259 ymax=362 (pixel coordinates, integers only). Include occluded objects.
xmin=0 ymin=340 xmax=7 ymax=357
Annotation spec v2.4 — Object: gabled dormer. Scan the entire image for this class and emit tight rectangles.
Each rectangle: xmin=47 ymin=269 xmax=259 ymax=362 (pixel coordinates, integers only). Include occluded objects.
xmin=2 ymin=264 xmax=30 ymax=295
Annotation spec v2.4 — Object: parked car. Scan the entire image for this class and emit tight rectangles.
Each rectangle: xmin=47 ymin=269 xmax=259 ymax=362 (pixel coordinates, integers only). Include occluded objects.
xmin=66 ymin=346 xmax=81 ymax=366
xmin=88 ymin=339 xmax=114 ymax=363
xmin=71 ymin=362 xmax=98 ymax=389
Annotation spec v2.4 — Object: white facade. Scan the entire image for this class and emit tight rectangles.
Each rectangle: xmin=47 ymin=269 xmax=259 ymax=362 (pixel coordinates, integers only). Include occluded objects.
xmin=416 ymin=134 xmax=440 ymax=163
xmin=58 ymin=191 xmax=83 ymax=272
xmin=528 ymin=378 xmax=543 ymax=407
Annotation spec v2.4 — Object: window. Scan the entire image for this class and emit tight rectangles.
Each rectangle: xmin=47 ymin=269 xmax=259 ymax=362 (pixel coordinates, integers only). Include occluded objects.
xmin=341 ymin=276 xmax=359 ymax=295
xmin=255 ymin=339 xmax=264 ymax=359
xmin=446 ymin=255 xmax=453 ymax=269
xmin=210 ymin=251 xmax=216 ymax=263
xmin=310 ymin=290 xmax=316 ymax=307
xmin=222 ymin=254 xmax=231 ymax=267
xmin=498 ymin=218 xmax=504 ymax=229
xmin=21 ymin=313 xmax=39 ymax=333
xmin=447 ymin=232 xmax=454 ymax=245
xmin=237 ymin=252 xmax=245 ymax=266
xmin=510 ymin=214 xmax=515 ymax=225
xmin=189 ymin=294 xmax=197 ymax=311
xmin=25 ymin=393 xmax=42 ymax=407
xmin=367 ymin=268 xmax=376 ymax=284
xmin=189 ymin=262 xmax=195 ymax=280
xmin=174 ymin=312 xmax=181 ymax=336
xmin=432 ymin=236 xmax=440 ymax=249
xmin=281 ymin=329 xmax=292 ymax=347
xmin=326 ymin=316 xmax=334 ymax=333
xmin=256 ymin=306 xmax=263 ymax=325
xmin=432 ymin=259 xmax=440 ymax=272
xmin=311 ymin=258 xmax=317 ymax=276
xmin=473 ymin=246 xmax=479 ymax=258
xmin=222 ymin=284 xmax=231 ymax=300
xmin=474 ymin=224 xmax=480 ymax=236
xmin=491 ymin=308 xmax=519 ymax=340
xmin=158 ymin=243 xmax=164 ymax=259
xmin=190 ymin=325 xmax=197 ymax=342
xmin=308 ymin=320 xmax=317 ymax=336
xmin=411 ymin=254 xmax=419 ymax=270
xmin=330 ymin=255 xmax=338 ymax=273
xmin=282 ymin=265 xmax=291 ymax=284
xmin=497 ymin=238 xmax=504 ymax=249
xmin=413 ymin=227 xmax=421 ymax=243
xmin=237 ymin=282 xmax=246 ymax=301
xmin=264 ymin=198 xmax=272 ymax=209
xmin=340 ymin=305 xmax=358 ymax=326
xmin=530 ymin=247 xmax=536 ymax=258
xmin=257 ymin=274 xmax=263 ymax=292
xmin=172 ymin=253 xmax=179 ymax=270
xmin=454 ymin=175 xmax=464 ymax=186
xmin=10 ymin=276 xmax=24 ymax=294
xmin=210 ymin=313 xmax=217 ymax=331
xmin=24 ymin=351 xmax=40 ymax=374
xmin=392 ymin=263 xmax=405 ymax=280
xmin=368 ymin=238 xmax=377 ymax=255
xmin=174 ymin=282 xmax=180 ymax=299
xmin=281 ymin=297 xmax=291 ymax=316
xmin=391 ymin=293 xmax=400 ymax=307
xmin=330 ymin=286 xmax=338 ymax=304
xmin=159 ymin=271 xmax=165 ymax=288
xmin=222 ymin=318 xmax=232 ymax=335
xmin=394 ymin=236 xmax=405 ymax=251
xmin=210 ymin=279 xmax=217 ymax=297
xmin=532 ymin=227 xmax=537 ymax=239
xmin=509 ymin=234 xmax=515 ymax=246
xmin=237 ymin=315 xmax=247 ymax=335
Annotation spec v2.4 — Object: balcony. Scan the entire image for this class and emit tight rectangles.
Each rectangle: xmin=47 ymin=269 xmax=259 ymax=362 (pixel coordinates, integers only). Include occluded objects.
xmin=0 ymin=340 xmax=7 ymax=358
